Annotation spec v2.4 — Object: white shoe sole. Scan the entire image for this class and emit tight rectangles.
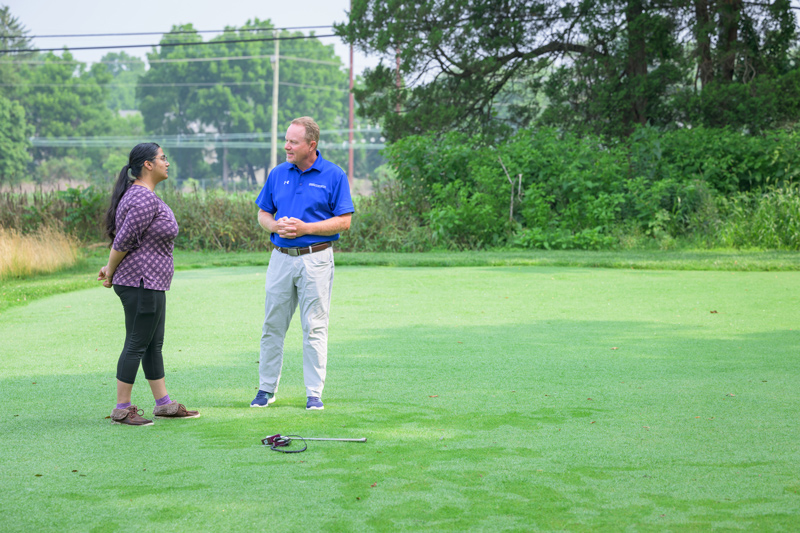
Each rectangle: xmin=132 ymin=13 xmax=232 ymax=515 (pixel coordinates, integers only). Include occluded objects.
xmin=250 ymin=397 xmax=276 ymax=407
xmin=154 ymin=413 xmax=201 ymax=419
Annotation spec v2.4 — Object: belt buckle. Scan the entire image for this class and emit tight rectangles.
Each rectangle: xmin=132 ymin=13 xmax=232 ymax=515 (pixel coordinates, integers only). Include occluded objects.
xmin=287 ymin=247 xmax=300 ymax=256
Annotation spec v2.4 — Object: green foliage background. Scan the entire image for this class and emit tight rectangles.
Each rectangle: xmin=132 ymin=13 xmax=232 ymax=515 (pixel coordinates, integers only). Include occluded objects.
xmin=1 ymin=5 xmax=800 ymax=252
xmin=382 ymin=126 xmax=800 ymax=250
xmin=3 ymin=126 xmax=800 ymax=252
xmin=0 ymin=95 xmax=31 ymax=184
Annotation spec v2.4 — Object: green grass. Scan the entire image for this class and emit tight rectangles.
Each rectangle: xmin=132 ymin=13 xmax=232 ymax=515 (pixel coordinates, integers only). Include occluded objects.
xmin=170 ymin=248 xmax=800 ymax=271
xmin=3 ymin=248 xmax=800 ymax=316
xmin=2 ymin=265 xmax=799 ymax=530
xmin=0 ymin=251 xmax=106 ymax=314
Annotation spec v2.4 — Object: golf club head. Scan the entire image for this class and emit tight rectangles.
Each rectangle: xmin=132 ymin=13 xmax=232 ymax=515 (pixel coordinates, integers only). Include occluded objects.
xmin=262 ymin=434 xmax=290 ymax=446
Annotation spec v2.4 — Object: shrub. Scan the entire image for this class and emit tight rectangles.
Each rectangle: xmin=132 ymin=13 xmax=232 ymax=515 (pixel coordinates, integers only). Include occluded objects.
xmin=384 ymin=128 xmax=630 ymax=249
xmin=715 ymin=186 xmax=800 ymax=249
xmin=159 ymin=188 xmax=267 ymax=252
xmin=57 ymin=186 xmax=107 ymax=241
xmin=0 ymin=188 xmax=105 ymax=241
xmin=630 ymin=126 xmax=800 ymax=194
xmin=338 ymin=182 xmax=433 ymax=252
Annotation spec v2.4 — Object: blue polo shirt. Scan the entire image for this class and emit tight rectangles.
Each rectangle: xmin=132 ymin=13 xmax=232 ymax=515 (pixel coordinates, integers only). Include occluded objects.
xmin=255 ymin=151 xmax=354 ymax=248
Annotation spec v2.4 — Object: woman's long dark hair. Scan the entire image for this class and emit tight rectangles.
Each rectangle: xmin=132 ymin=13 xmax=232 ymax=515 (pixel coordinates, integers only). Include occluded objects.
xmin=104 ymin=142 xmax=161 ymax=242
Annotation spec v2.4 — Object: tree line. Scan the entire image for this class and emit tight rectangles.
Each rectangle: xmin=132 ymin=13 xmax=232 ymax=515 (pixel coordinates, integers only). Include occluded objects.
xmin=0 ymin=7 xmax=381 ymax=188
xmin=4 ymin=2 xmax=798 ymax=186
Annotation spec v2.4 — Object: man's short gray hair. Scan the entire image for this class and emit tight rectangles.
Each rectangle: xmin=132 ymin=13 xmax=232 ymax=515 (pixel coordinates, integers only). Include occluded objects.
xmin=291 ymin=116 xmax=320 ymax=145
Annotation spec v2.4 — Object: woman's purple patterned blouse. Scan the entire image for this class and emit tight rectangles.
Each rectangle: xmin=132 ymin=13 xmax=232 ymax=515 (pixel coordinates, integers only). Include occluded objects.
xmin=111 ymin=185 xmax=179 ymax=291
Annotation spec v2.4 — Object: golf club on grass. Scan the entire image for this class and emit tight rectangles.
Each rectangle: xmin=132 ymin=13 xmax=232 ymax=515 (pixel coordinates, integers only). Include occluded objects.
xmin=301 ymin=437 xmax=367 ymax=442
xmin=262 ymin=433 xmax=367 ymax=453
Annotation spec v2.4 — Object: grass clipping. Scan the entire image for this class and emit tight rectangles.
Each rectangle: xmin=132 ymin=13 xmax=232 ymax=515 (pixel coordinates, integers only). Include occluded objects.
xmin=0 ymin=226 xmax=79 ymax=279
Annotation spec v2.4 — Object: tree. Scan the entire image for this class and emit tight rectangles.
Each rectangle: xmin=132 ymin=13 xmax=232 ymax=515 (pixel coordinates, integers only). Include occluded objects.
xmin=19 ymin=52 xmax=119 ymax=168
xmin=0 ymin=7 xmax=133 ymax=183
xmin=337 ymin=0 xmax=578 ymax=140
xmin=539 ymin=0 xmax=688 ymax=137
xmin=6 ymin=48 xmax=140 ymax=182
xmin=0 ymin=5 xmax=31 ymax=51
xmin=337 ymin=0 xmax=799 ymax=140
xmin=0 ymin=95 xmax=32 ymax=185
xmin=672 ymin=0 xmax=800 ymax=131
xmin=138 ymin=21 xmax=349 ymax=186
xmin=0 ymin=5 xmax=34 ymax=103
xmin=138 ymin=22 xmax=259 ymax=184
xmin=0 ymin=6 xmax=33 ymax=185
xmin=100 ymin=51 xmax=145 ymax=111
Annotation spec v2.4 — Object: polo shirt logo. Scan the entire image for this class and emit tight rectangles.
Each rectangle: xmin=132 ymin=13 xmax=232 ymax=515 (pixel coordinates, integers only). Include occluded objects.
xmin=283 ymin=180 xmax=290 ymax=185
xmin=309 ymin=183 xmax=326 ymax=189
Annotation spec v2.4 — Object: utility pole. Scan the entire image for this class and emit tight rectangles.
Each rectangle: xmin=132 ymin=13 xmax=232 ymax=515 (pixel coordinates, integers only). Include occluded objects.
xmin=395 ymin=46 xmax=401 ymax=114
xmin=270 ymin=29 xmax=280 ymax=171
xmin=347 ymin=0 xmax=354 ymax=187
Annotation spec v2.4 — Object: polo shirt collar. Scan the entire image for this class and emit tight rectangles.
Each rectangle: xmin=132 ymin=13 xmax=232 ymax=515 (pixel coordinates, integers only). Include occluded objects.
xmin=292 ymin=150 xmax=323 ymax=174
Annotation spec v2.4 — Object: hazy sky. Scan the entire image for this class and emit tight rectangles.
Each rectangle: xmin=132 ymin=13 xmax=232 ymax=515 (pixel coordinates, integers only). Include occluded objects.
xmin=3 ymin=0 xmax=381 ymax=73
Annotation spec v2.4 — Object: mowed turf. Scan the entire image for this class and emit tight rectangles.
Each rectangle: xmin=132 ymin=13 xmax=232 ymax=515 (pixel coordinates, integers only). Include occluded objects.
xmin=1 ymin=265 xmax=799 ymax=531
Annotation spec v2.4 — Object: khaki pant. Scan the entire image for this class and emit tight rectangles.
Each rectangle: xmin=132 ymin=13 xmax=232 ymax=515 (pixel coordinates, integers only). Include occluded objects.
xmin=258 ymin=247 xmax=334 ymax=397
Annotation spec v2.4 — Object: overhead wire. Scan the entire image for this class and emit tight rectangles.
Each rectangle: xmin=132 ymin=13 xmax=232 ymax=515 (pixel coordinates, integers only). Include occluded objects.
xmin=0 ymin=80 xmax=348 ymax=91
xmin=0 ymin=28 xmax=347 ymax=89
xmin=4 ymin=25 xmax=333 ymax=39
xmin=5 ymin=54 xmax=342 ymax=65
xmin=30 ymin=128 xmax=382 ymax=141
xmin=0 ymin=31 xmax=346 ymax=90
xmin=28 ymin=128 xmax=387 ymax=151
xmin=150 ymin=54 xmax=340 ymax=65
xmin=0 ymin=33 xmax=338 ymax=54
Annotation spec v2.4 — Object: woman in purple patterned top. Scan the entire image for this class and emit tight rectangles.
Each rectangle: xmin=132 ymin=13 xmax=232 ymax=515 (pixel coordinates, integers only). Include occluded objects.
xmin=98 ymin=143 xmax=200 ymax=426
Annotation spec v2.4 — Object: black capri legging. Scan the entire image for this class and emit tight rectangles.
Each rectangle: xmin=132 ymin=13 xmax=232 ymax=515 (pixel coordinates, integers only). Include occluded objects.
xmin=114 ymin=281 xmax=167 ymax=384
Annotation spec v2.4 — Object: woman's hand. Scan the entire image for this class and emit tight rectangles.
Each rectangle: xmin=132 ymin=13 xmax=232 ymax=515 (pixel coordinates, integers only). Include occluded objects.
xmin=97 ymin=265 xmax=114 ymax=288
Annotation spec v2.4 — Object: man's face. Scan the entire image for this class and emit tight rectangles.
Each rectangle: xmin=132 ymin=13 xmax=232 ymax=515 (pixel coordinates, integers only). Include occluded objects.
xmin=284 ymin=124 xmax=316 ymax=170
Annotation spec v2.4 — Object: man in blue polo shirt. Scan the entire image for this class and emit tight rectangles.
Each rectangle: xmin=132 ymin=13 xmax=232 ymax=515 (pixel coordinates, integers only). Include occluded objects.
xmin=250 ymin=116 xmax=354 ymax=411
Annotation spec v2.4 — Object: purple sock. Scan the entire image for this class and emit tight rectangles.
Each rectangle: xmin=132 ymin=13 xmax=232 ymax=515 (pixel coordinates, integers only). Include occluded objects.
xmin=116 ymin=402 xmax=131 ymax=410
xmin=155 ymin=394 xmax=172 ymax=406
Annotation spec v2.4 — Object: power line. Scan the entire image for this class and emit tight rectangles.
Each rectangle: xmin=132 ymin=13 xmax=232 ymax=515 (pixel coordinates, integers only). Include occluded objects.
xmin=0 ymin=33 xmax=338 ymax=54
xmin=28 ymin=130 xmax=386 ymax=150
xmin=5 ymin=54 xmax=342 ymax=66
xmin=0 ymin=80 xmax=349 ymax=92
xmin=3 ymin=25 xmax=333 ymax=39
xmin=30 ymin=128 xmax=382 ymax=142
xmin=151 ymin=54 xmax=340 ymax=66
xmin=30 ymin=138 xmax=387 ymax=150
xmin=279 ymin=81 xmax=347 ymax=92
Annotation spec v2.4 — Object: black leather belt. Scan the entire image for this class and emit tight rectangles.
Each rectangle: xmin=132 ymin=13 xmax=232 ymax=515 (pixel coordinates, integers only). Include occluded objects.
xmin=274 ymin=241 xmax=333 ymax=256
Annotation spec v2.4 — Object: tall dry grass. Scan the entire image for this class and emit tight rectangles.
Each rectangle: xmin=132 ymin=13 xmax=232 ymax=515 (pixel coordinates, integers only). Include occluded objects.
xmin=0 ymin=227 xmax=79 ymax=279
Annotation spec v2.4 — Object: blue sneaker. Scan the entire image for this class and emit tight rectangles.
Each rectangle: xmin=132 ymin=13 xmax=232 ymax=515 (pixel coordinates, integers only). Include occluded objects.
xmin=306 ymin=397 xmax=324 ymax=410
xmin=250 ymin=390 xmax=275 ymax=408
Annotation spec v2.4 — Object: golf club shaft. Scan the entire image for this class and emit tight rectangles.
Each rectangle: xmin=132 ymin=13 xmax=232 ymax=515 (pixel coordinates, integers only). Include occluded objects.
xmin=302 ymin=437 xmax=367 ymax=442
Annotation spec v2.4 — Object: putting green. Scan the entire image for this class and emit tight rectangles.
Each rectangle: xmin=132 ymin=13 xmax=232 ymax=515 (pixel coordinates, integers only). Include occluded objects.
xmin=1 ymin=265 xmax=799 ymax=530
